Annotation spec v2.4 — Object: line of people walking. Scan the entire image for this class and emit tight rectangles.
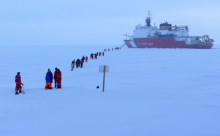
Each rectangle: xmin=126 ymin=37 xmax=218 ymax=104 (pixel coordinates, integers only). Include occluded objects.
xmin=90 ymin=52 xmax=104 ymax=59
xmin=71 ymin=56 xmax=88 ymax=71
xmin=15 ymin=47 xmax=120 ymax=95
xmin=71 ymin=49 xmax=109 ymax=71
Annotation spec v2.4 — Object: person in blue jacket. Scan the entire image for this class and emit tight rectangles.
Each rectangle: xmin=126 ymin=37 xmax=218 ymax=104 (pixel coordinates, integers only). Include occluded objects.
xmin=45 ymin=69 xmax=52 ymax=90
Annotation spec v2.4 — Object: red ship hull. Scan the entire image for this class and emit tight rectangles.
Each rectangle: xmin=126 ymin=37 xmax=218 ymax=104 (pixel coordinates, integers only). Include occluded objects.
xmin=124 ymin=37 xmax=213 ymax=49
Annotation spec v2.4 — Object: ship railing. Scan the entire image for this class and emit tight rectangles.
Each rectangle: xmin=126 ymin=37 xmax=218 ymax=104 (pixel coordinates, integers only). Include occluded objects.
xmin=188 ymin=41 xmax=213 ymax=45
xmin=175 ymin=36 xmax=203 ymax=38
xmin=124 ymin=38 xmax=133 ymax=41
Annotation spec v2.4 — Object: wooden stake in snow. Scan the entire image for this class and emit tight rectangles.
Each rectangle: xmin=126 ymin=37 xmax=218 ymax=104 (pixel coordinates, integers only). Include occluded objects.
xmin=99 ymin=65 xmax=109 ymax=92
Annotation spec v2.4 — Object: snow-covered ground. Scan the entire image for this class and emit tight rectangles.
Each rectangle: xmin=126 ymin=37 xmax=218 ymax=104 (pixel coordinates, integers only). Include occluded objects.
xmin=0 ymin=45 xmax=220 ymax=136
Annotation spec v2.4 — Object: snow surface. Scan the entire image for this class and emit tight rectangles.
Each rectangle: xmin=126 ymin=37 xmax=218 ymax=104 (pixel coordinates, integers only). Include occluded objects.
xmin=0 ymin=45 xmax=220 ymax=136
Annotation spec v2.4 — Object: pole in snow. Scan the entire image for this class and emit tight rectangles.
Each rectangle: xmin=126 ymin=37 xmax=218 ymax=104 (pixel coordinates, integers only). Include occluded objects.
xmin=99 ymin=65 xmax=109 ymax=92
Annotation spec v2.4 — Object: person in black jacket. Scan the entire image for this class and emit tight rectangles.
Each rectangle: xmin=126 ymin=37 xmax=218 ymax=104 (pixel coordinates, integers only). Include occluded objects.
xmin=82 ymin=56 xmax=85 ymax=62
xmin=71 ymin=60 xmax=75 ymax=71
xmin=76 ymin=60 xmax=78 ymax=68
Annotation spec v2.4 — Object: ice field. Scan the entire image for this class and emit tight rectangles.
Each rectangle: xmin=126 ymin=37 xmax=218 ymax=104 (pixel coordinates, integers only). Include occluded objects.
xmin=0 ymin=44 xmax=220 ymax=136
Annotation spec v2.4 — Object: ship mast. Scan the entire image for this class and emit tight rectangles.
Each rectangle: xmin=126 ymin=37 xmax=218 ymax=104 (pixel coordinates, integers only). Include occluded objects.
xmin=146 ymin=11 xmax=152 ymax=27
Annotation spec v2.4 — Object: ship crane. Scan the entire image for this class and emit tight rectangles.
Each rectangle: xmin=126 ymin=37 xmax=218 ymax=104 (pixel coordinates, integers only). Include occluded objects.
xmin=203 ymin=35 xmax=214 ymax=45
xmin=123 ymin=33 xmax=132 ymax=40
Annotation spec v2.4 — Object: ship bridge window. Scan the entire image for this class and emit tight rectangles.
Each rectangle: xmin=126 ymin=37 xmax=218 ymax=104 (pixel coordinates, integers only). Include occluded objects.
xmin=167 ymin=39 xmax=169 ymax=41
xmin=135 ymin=39 xmax=137 ymax=41
xmin=158 ymin=39 xmax=161 ymax=41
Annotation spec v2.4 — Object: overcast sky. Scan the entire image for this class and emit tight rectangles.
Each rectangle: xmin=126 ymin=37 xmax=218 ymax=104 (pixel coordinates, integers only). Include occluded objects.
xmin=0 ymin=0 xmax=219 ymax=46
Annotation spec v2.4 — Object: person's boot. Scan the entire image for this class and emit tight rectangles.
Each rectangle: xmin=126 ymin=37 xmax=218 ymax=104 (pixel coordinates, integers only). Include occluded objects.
xmin=15 ymin=91 xmax=19 ymax=95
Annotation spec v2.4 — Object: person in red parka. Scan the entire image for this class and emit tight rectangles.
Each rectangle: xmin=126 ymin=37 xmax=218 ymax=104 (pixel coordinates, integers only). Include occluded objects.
xmin=99 ymin=52 xmax=101 ymax=56
xmin=15 ymin=72 xmax=23 ymax=95
xmin=85 ymin=56 xmax=88 ymax=62
xmin=90 ymin=53 xmax=93 ymax=59
xmin=80 ymin=59 xmax=83 ymax=68
xmin=102 ymin=52 xmax=104 ymax=56
xmin=54 ymin=67 xmax=58 ymax=88
xmin=57 ymin=69 xmax=62 ymax=88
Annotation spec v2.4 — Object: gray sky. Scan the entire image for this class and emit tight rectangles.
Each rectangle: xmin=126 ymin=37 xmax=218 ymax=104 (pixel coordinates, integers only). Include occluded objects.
xmin=0 ymin=0 xmax=219 ymax=46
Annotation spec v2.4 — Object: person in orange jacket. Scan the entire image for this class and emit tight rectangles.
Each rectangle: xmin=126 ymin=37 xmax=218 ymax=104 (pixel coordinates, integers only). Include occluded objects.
xmin=48 ymin=69 xmax=53 ymax=87
xmin=45 ymin=70 xmax=52 ymax=90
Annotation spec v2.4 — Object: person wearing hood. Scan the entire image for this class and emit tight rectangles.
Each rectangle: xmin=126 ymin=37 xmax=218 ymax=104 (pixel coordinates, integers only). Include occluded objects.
xmin=57 ymin=69 xmax=62 ymax=88
xmin=15 ymin=72 xmax=23 ymax=95
xmin=45 ymin=69 xmax=52 ymax=90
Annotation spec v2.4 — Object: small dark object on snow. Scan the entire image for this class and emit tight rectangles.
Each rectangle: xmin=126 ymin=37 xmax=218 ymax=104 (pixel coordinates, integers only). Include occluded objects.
xmin=96 ymin=86 xmax=99 ymax=89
